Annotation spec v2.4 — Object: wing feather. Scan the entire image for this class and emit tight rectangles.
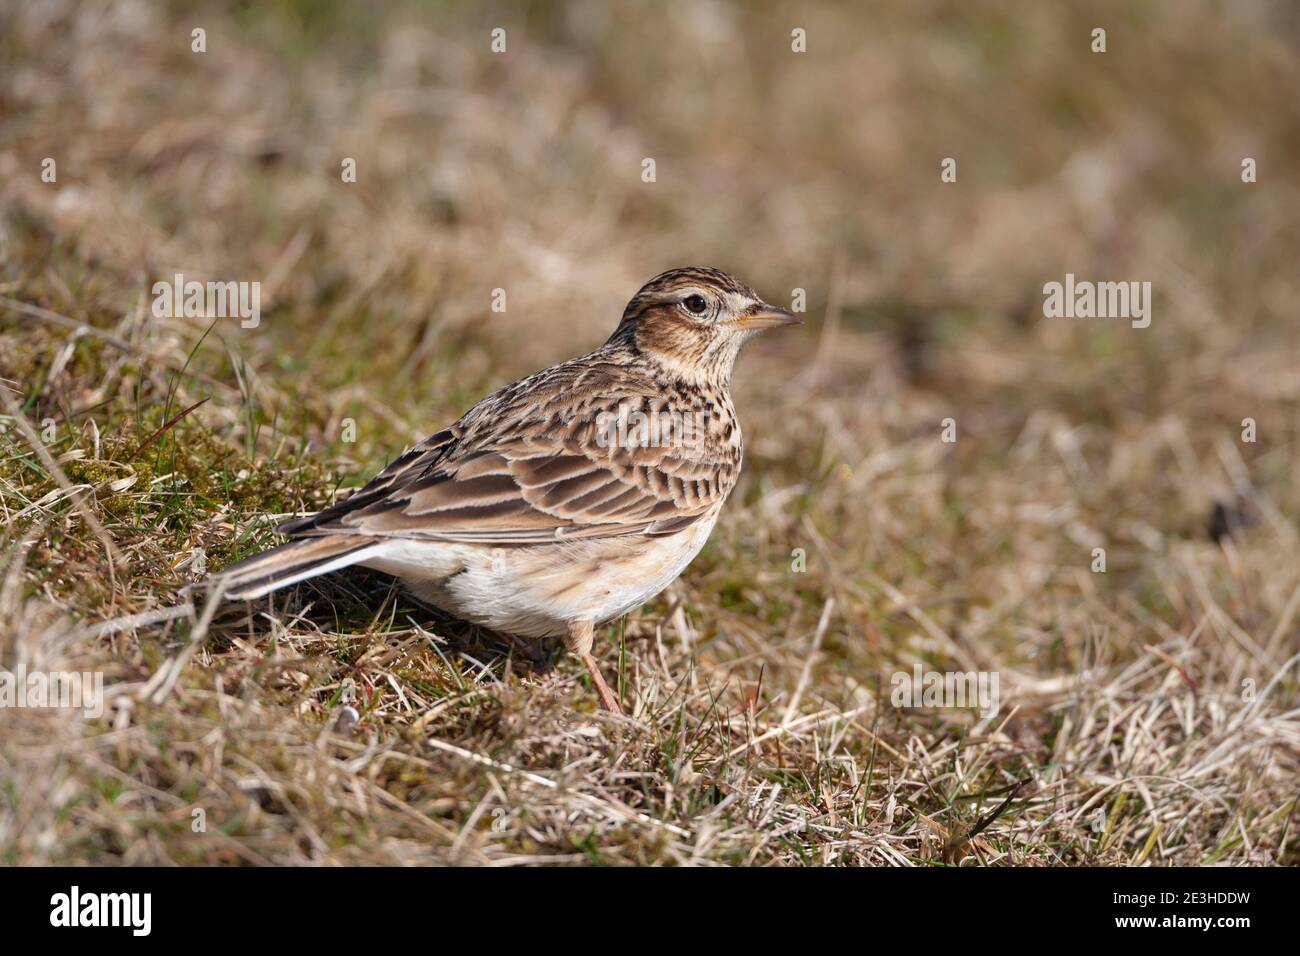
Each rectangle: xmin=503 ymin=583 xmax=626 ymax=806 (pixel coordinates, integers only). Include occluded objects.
xmin=278 ymin=359 xmax=739 ymax=545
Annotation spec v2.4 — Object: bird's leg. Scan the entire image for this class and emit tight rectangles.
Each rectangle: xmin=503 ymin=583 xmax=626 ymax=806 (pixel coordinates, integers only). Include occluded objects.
xmin=565 ymin=618 xmax=622 ymax=714
xmin=583 ymin=653 xmax=623 ymax=714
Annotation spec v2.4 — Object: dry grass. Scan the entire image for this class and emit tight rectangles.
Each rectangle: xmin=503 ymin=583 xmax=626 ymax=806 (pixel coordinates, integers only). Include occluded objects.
xmin=2 ymin=0 xmax=1298 ymax=865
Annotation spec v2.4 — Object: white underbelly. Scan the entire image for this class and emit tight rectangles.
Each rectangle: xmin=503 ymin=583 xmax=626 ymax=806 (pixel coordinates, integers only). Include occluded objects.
xmin=359 ymin=513 xmax=719 ymax=639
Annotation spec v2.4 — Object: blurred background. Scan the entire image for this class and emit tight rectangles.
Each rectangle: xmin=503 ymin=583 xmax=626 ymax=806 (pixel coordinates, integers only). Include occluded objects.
xmin=1 ymin=0 xmax=1298 ymax=865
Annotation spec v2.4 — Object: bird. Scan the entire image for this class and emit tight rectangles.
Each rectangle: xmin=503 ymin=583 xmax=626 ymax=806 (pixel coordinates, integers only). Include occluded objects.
xmin=215 ymin=266 xmax=800 ymax=713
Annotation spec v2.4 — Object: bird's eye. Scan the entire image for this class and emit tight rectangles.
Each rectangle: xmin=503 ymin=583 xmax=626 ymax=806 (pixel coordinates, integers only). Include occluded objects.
xmin=683 ymin=294 xmax=708 ymax=315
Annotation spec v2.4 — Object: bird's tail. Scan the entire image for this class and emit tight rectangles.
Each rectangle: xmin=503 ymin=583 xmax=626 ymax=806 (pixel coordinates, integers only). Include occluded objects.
xmin=214 ymin=535 xmax=381 ymax=601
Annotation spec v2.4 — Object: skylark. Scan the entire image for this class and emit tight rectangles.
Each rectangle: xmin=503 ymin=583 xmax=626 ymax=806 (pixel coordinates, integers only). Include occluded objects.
xmin=218 ymin=267 xmax=800 ymax=712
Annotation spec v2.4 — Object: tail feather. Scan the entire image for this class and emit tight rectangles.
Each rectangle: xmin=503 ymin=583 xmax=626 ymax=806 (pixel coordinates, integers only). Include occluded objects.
xmin=216 ymin=536 xmax=380 ymax=600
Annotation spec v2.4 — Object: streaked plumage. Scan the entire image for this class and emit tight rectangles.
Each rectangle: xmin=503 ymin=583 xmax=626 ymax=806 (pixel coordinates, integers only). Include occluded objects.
xmin=217 ymin=267 xmax=799 ymax=711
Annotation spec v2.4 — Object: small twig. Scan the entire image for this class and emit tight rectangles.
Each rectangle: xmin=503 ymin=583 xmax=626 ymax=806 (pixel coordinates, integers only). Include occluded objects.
xmin=1143 ymin=643 xmax=1199 ymax=691
xmin=944 ymin=778 xmax=1032 ymax=862
xmin=782 ymin=597 xmax=835 ymax=725
xmin=78 ymin=603 xmax=196 ymax=640
xmin=127 ymin=396 xmax=210 ymax=462
xmin=140 ymin=578 xmax=227 ymax=704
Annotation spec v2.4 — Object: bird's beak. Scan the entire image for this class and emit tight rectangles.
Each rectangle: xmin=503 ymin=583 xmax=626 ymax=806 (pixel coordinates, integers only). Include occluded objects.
xmin=730 ymin=303 xmax=802 ymax=330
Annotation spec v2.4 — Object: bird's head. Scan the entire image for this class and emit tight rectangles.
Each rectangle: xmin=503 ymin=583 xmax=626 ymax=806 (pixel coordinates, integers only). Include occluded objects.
xmin=608 ymin=266 xmax=800 ymax=383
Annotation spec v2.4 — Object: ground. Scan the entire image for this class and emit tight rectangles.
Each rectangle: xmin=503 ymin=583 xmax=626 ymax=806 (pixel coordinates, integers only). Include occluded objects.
xmin=1 ymin=0 xmax=1297 ymax=865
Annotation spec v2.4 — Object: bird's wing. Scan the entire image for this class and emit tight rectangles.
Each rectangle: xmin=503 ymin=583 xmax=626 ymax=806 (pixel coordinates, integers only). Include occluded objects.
xmin=276 ymin=427 xmax=461 ymax=536
xmin=278 ymin=372 xmax=738 ymax=545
